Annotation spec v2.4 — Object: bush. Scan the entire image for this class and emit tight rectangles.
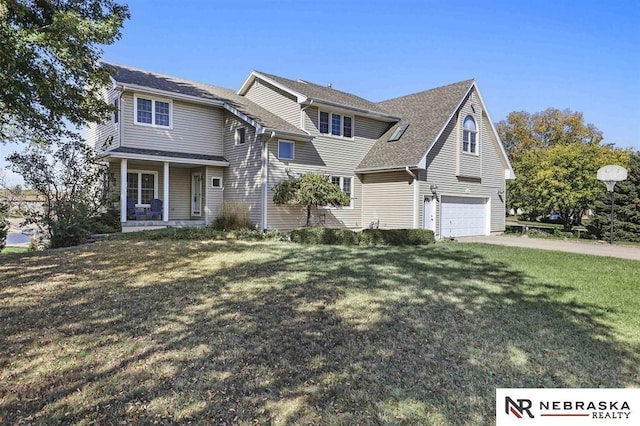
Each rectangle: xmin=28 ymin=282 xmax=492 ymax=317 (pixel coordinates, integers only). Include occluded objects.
xmin=290 ymin=227 xmax=359 ymax=245
xmin=0 ymin=201 xmax=8 ymax=252
xmin=114 ymin=226 xmax=285 ymax=242
xmin=290 ymin=227 xmax=435 ymax=246
xmin=211 ymin=202 xmax=253 ymax=231
xmin=359 ymin=228 xmax=435 ymax=246
xmin=89 ymin=206 xmax=121 ymax=234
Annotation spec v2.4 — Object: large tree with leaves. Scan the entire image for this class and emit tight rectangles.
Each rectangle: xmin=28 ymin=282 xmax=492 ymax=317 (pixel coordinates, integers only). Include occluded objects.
xmin=0 ymin=0 xmax=130 ymax=145
xmin=587 ymin=151 xmax=640 ymax=242
xmin=497 ymin=108 xmax=628 ymax=229
xmin=273 ymin=173 xmax=351 ymax=226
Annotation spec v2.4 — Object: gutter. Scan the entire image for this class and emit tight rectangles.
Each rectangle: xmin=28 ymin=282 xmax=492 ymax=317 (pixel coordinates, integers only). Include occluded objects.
xmin=405 ymin=166 xmax=420 ymax=229
xmin=355 ymin=165 xmax=420 ymax=174
xmin=260 ymin=128 xmax=313 ymax=141
xmin=261 ymin=131 xmax=276 ymax=231
xmin=299 ymin=99 xmax=314 ymax=135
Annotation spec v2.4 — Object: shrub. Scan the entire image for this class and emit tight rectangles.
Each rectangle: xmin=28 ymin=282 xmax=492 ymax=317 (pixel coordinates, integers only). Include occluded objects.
xmin=114 ymin=226 xmax=285 ymax=242
xmin=359 ymin=229 xmax=435 ymax=246
xmin=211 ymin=202 xmax=253 ymax=231
xmin=0 ymin=201 xmax=8 ymax=252
xmin=89 ymin=206 xmax=121 ymax=234
xmin=290 ymin=227 xmax=359 ymax=245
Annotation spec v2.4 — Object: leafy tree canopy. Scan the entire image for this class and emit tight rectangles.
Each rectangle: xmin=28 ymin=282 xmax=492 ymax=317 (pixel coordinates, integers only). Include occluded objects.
xmin=0 ymin=0 xmax=130 ymax=145
xmin=588 ymin=151 xmax=640 ymax=242
xmin=497 ymin=108 xmax=628 ymax=229
xmin=273 ymin=173 xmax=351 ymax=226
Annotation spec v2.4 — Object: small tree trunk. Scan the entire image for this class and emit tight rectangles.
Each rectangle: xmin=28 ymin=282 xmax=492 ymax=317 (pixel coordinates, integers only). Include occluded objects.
xmin=306 ymin=205 xmax=311 ymax=227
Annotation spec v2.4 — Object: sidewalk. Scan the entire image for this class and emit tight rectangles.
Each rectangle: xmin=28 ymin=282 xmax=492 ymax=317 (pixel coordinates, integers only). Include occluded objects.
xmin=456 ymin=235 xmax=640 ymax=261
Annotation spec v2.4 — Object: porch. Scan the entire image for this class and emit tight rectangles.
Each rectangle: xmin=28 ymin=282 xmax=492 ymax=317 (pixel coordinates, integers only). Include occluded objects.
xmin=121 ymin=219 xmax=206 ymax=233
xmin=101 ymin=147 xmax=229 ymax=230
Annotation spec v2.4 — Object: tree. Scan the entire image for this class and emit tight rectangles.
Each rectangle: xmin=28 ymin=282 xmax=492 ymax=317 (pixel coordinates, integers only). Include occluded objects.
xmin=587 ymin=151 xmax=640 ymax=242
xmin=7 ymin=140 xmax=109 ymax=248
xmin=273 ymin=173 xmax=351 ymax=226
xmin=0 ymin=0 xmax=130 ymax=145
xmin=497 ymin=108 xmax=628 ymax=229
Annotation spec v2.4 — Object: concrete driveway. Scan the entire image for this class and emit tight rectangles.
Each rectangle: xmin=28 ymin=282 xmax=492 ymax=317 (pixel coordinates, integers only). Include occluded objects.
xmin=456 ymin=235 xmax=640 ymax=261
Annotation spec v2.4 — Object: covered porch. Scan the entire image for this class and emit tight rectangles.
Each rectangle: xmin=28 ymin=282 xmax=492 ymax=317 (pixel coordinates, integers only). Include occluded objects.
xmin=102 ymin=147 xmax=228 ymax=232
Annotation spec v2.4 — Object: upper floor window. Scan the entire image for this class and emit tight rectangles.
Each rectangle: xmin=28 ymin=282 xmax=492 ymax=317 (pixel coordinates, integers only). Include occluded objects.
xmin=235 ymin=127 xmax=246 ymax=145
xmin=462 ymin=115 xmax=477 ymax=154
xmin=319 ymin=110 xmax=353 ymax=138
xmin=134 ymin=95 xmax=172 ymax=128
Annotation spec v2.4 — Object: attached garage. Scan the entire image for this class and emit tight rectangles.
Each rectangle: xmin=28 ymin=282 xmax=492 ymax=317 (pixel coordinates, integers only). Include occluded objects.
xmin=440 ymin=196 xmax=489 ymax=237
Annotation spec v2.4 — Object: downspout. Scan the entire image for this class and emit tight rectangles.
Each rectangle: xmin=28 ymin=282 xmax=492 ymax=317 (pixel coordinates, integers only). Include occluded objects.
xmin=261 ymin=131 xmax=276 ymax=231
xmin=405 ymin=166 xmax=420 ymax=229
xmin=300 ymin=100 xmax=314 ymax=135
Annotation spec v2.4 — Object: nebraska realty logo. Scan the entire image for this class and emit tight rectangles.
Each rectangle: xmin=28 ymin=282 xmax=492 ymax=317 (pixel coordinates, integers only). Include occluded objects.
xmin=496 ymin=389 xmax=640 ymax=425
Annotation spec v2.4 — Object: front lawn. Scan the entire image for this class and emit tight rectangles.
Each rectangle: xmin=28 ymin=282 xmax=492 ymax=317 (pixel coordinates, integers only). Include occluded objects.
xmin=0 ymin=240 xmax=638 ymax=424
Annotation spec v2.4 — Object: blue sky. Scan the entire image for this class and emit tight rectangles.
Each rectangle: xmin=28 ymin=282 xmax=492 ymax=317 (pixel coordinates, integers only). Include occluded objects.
xmin=2 ymin=0 xmax=639 ymax=185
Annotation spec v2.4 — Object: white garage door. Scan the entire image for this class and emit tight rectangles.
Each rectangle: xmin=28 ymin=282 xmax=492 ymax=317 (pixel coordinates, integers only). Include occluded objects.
xmin=440 ymin=196 xmax=488 ymax=237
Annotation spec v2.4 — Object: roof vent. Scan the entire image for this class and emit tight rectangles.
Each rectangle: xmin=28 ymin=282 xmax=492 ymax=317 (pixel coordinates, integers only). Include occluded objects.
xmin=388 ymin=124 xmax=409 ymax=142
xmin=327 ymin=83 xmax=332 ymax=89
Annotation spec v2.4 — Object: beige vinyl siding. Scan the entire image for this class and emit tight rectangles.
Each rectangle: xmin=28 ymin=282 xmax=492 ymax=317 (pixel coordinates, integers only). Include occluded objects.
xmin=265 ymin=109 xmax=390 ymax=230
xmin=222 ymin=112 xmax=262 ymax=227
xmin=420 ymin=88 xmax=506 ymax=235
xmin=169 ymin=167 xmax=190 ymax=220
xmin=361 ymin=171 xmax=414 ymax=229
xmin=205 ymin=166 xmax=224 ymax=225
xmin=87 ymin=86 xmax=120 ymax=153
xmin=120 ymin=92 xmax=224 ymax=155
xmin=244 ymin=79 xmax=300 ymax=128
xmin=457 ymin=92 xmax=482 ymax=178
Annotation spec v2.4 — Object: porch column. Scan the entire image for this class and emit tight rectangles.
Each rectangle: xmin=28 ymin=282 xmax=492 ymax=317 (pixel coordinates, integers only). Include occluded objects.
xmin=163 ymin=162 xmax=169 ymax=222
xmin=120 ymin=158 xmax=128 ymax=222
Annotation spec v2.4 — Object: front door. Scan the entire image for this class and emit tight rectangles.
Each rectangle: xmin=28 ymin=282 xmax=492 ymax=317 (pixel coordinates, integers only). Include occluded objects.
xmin=423 ymin=196 xmax=436 ymax=232
xmin=191 ymin=172 xmax=202 ymax=216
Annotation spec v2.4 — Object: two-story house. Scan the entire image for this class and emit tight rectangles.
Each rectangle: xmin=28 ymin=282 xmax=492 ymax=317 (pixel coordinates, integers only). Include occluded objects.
xmin=86 ymin=63 xmax=513 ymax=237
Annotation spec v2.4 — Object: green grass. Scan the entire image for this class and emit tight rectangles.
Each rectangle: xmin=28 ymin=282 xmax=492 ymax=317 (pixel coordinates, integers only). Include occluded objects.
xmin=1 ymin=246 xmax=29 ymax=255
xmin=0 ymin=240 xmax=638 ymax=424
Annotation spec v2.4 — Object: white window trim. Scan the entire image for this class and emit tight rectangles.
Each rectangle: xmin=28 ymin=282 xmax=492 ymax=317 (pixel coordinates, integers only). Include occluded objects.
xmin=318 ymin=109 xmax=354 ymax=139
xmin=133 ymin=94 xmax=173 ymax=129
xmin=127 ymin=169 xmax=159 ymax=207
xmin=462 ymin=114 xmax=478 ymax=155
xmin=211 ymin=176 xmax=223 ymax=189
xmin=234 ymin=127 xmax=246 ymax=145
xmin=325 ymin=175 xmax=354 ymax=209
xmin=278 ymin=140 xmax=295 ymax=160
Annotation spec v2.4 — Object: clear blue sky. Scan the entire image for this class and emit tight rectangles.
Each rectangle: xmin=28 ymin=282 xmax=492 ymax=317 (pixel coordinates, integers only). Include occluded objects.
xmin=2 ymin=0 xmax=639 ymax=184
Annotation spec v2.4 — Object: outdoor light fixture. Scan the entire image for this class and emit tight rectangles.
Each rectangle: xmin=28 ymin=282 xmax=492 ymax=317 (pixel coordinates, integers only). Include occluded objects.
xmin=497 ymin=189 xmax=505 ymax=196
xmin=430 ymin=184 xmax=438 ymax=193
xmin=597 ymin=165 xmax=628 ymax=244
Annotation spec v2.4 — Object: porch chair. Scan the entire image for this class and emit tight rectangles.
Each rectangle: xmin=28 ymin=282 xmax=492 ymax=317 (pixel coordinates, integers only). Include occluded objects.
xmin=148 ymin=198 xmax=163 ymax=220
xmin=127 ymin=198 xmax=147 ymax=220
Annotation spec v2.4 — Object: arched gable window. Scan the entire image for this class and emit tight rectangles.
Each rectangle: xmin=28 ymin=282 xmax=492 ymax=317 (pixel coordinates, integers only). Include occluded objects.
xmin=462 ymin=115 xmax=477 ymax=154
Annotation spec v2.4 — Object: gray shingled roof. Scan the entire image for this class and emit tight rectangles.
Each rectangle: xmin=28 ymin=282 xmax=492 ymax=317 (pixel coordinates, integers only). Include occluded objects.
xmin=256 ymin=71 xmax=395 ymax=117
xmin=357 ymin=79 xmax=474 ymax=170
xmin=107 ymin=147 xmax=228 ymax=163
xmin=102 ymin=62 xmax=308 ymax=137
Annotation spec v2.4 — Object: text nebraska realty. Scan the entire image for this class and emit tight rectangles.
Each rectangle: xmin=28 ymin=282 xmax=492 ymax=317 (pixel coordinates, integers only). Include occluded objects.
xmin=507 ymin=396 xmax=631 ymax=419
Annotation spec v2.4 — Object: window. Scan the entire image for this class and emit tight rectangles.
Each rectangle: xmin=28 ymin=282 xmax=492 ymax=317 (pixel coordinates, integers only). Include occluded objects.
xmin=211 ymin=177 xmax=223 ymax=188
xmin=235 ymin=127 xmax=246 ymax=145
xmin=318 ymin=110 xmax=353 ymax=138
xmin=462 ymin=115 xmax=477 ymax=154
xmin=329 ymin=175 xmax=352 ymax=198
xmin=127 ymin=171 xmax=157 ymax=206
xmin=114 ymin=99 xmax=119 ymax=123
xmin=134 ymin=95 xmax=172 ymax=128
xmin=278 ymin=140 xmax=294 ymax=160
xmin=319 ymin=111 xmax=329 ymax=134
xmin=388 ymin=124 xmax=409 ymax=142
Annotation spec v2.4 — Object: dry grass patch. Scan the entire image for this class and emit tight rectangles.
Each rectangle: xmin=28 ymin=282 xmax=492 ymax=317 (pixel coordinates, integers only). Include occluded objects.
xmin=0 ymin=240 xmax=638 ymax=424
